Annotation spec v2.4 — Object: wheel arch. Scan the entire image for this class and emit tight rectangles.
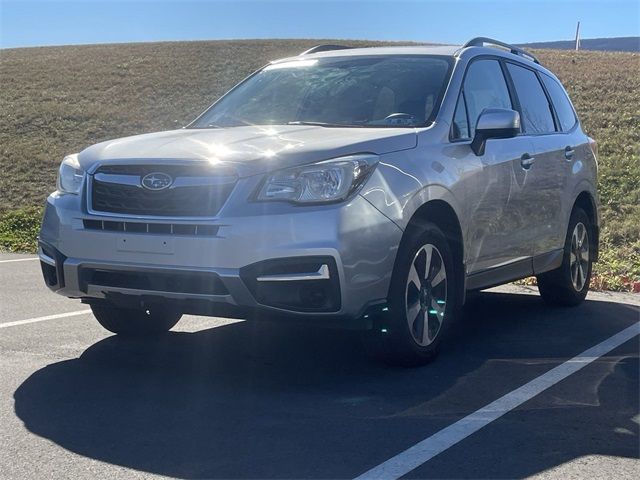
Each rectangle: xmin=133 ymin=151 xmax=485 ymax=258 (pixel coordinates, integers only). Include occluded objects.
xmin=398 ymin=199 xmax=466 ymax=303
xmin=572 ymin=190 xmax=599 ymax=262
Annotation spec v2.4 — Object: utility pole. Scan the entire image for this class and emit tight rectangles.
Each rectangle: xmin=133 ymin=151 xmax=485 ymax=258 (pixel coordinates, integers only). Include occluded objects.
xmin=575 ymin=21 xmax=581 ymax=51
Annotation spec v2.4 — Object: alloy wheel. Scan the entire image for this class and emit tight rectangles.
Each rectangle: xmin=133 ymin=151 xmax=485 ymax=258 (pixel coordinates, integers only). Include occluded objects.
xmin=405 ymin=244 xmax=447 ymax=347
xmin=570 ymin=222 xmax=589 ymax=291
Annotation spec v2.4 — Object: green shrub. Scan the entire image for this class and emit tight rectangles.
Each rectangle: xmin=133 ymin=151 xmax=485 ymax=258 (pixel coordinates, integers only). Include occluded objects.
xmin=0 ymin=207 xmax=43 ymax=253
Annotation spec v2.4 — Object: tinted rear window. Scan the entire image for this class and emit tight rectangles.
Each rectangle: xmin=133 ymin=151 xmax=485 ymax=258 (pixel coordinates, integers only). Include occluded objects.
xmin=506 ymin=63 xmax=556 ymax=134
xmin=541 ymin=74 xmax=577 ymax=132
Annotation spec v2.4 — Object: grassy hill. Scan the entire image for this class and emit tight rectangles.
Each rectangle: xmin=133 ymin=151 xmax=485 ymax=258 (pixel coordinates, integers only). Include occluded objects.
xmin=0 ymin=40 xmax=638 ymax=290
xmin=521 ymin=36 xmax=639 ymax=52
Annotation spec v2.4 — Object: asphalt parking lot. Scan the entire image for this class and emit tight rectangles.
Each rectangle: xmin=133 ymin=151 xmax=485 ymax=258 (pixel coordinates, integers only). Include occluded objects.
xmin=1 ymin=252 xmax=639 ymax=479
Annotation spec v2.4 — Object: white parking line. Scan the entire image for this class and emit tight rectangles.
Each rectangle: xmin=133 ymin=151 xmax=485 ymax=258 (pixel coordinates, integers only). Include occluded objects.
xmin=0 ymin=257 xmax=38 ymax=264
xmin=0 ymin=309 xmax=92 ymax=329
xmin=354 ymin=322 xmax=640 ymax=480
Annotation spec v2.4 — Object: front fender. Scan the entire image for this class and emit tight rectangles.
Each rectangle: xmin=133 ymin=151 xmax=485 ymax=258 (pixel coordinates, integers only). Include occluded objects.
xmin=360 ymin=161 xmax=464 ymax=233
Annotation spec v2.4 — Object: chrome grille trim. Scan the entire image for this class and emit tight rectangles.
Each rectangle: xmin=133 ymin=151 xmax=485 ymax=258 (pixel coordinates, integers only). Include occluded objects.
xmin=93 ymin=173 xmax=238 ymax=189
xmin=93 ymin=173 xmax=142 ymax=187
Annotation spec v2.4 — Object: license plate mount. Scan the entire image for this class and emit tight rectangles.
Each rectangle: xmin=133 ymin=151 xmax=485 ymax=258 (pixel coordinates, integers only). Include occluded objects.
xmin=116 ymin=235 xmax=175 ymax=254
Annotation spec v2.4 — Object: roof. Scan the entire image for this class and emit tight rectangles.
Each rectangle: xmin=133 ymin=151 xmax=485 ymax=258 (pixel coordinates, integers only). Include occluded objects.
xmin=272 ymin=45 xmax=461 ymax=63
xmin=270 ymin=41 xmax=551 ymax=76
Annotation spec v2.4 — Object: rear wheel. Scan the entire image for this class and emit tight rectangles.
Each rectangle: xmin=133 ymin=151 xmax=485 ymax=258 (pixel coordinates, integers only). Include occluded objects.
xmin=367 ymin=223 xmax=460 ymax=366
xmin=537 ymin=208 xmax=592 ymax=306
xmin=90 ymin=303 xmax=182 ymax=335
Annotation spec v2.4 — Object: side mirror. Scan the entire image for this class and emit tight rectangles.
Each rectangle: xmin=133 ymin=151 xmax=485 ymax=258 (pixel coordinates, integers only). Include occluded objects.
xmin=471 ymin=108 xmax=521 ymax=156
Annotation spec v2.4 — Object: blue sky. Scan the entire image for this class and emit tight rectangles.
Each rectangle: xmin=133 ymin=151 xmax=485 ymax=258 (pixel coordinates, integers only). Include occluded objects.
xmin=1 ymin=0 xmax=638 ymax=49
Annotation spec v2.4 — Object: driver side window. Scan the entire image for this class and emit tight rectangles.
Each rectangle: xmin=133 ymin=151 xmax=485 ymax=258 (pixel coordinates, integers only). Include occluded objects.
xmin=462 ymin=59 xmax=513 ymax=137
xmin=451 ymin=92 xmax=470 ymax=140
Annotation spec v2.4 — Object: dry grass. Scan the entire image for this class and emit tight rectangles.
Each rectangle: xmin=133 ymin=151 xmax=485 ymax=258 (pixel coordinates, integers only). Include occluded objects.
xmin=0 ymin=40 xmax=638 ymax=290
xmin=535 ymin=49 xmax=640 ymax=291
xmin=0 ymin=39 xmax=401 ymax=208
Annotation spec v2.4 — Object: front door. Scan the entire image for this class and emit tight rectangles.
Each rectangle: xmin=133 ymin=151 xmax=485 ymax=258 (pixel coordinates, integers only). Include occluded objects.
xmin=465 ymin=135 xmax=536 ymax=273
xmin=450 ymin=58 xmax=534 ymax=275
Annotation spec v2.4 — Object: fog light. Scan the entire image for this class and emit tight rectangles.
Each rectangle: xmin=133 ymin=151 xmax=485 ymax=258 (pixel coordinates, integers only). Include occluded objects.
xmin=240 ymin=256 xmax=341 ymax=312
xmin=300 ymin=285 xmax=328 ymax=308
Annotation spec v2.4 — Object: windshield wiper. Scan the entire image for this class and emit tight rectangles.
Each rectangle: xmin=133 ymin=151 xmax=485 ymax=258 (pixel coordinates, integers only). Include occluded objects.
xmin=287 ymin=121 xmax=364 ymax=128
xmin=186 ymin=123 xmax=222 ymax=129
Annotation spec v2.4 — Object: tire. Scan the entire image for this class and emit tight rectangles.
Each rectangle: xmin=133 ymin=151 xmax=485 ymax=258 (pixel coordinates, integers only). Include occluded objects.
xmin=366 ymin=222 xmax=461 ymax=367
xmin=536 ymin=207 xmax=593 ymax=306
xmin=90 ymin=303 xmax=182 ymax=335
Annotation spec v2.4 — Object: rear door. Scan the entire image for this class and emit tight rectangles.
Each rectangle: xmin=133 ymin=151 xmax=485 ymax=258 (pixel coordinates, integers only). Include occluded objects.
xmin=538 ymin=73 xmax=589 ymax=257
xmin=503 ymin=62 xmax=568 ymax=260
xmin=451 ymin=58 xmax=535 ymax=275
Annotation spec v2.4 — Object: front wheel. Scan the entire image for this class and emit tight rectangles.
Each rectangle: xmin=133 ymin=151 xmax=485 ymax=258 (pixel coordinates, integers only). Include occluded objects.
xmin=91 ymin=303 xmax=182 ymax=335
xmin=366 ymin=222 xmax=460 ymax=367
xmin=537 ymin=207 xmax=593 ymax=306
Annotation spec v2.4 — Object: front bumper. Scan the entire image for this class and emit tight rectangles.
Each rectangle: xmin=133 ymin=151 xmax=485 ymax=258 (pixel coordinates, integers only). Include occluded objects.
xmin=39 ymin=191 xmax=402 ymax=326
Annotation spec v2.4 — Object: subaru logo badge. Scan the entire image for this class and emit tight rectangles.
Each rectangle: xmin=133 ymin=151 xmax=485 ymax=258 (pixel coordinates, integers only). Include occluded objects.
xmin=141 ymin=172 xmax=173 ymax=191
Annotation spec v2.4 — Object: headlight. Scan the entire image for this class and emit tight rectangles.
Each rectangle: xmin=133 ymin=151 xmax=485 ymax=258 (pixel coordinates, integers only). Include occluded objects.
xmin=56 ymin=154 xmax=84 ymax=194
xmin=256 ymin=154 xmax=378 ymax=204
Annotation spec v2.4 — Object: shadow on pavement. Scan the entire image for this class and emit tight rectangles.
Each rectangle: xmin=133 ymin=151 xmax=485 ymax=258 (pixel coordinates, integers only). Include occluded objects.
xmin=13 ymin=291 xmax=640 ymax=478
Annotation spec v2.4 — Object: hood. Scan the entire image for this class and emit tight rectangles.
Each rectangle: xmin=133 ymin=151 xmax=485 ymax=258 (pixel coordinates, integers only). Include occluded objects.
xmin=78 ymin=125 xmax=417 ymax=176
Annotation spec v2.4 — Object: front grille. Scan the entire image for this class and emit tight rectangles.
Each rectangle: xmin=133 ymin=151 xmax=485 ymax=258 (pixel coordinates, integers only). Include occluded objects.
xmin=83 ymin=219 xmax=219 ymax=236
xmin=90 ymin=164 xmax=237 ymax=217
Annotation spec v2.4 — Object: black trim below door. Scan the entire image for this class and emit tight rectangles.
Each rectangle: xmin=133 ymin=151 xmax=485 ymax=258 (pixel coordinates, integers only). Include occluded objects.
xmin=466 ymin=257 xmax=533 ymax=291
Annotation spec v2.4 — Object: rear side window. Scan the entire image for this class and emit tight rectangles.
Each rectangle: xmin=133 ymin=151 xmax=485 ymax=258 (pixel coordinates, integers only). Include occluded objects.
xmin=506 ymin=63 xmax=555 ymax=134
xmin=541 ymin=74 xmax=577 ymax=132
xmin=463 ymin=59 xmax=513 ymax=137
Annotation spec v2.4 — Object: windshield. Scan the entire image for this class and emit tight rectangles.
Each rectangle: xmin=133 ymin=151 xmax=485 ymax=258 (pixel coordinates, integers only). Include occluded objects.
xmin=190 ymin=55 xmax=452 ymax=129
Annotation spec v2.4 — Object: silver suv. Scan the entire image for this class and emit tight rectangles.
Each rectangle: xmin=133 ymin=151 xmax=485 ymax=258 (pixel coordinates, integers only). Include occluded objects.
xmin=39 ymin=38 xmax=599 ymax=365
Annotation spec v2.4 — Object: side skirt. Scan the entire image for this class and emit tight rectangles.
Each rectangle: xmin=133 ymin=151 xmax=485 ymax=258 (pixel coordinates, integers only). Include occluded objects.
xmin=466 ymin=257 xmax=533 ymax=291
xmin=465 ymin=249 xmax=565 ymax=292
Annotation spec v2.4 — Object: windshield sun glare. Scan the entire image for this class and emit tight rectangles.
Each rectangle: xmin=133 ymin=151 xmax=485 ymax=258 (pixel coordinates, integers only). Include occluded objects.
xmin=192 ymin=55 xmax=452 ymax=129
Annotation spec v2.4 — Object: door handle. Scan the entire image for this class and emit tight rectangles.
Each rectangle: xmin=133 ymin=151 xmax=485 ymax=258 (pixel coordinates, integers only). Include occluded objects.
xmin=520 ymin=153 xmax=535 ymax=169
xmin=564 ymin=146 xmax=575 ymax=160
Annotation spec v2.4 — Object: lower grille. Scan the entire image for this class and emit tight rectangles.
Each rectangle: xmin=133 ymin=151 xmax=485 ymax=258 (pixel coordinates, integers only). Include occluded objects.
xmin=89 ymin=164 xmax=237 ymax=217
xmin=80 ymin=268 xmax=229 ymax=296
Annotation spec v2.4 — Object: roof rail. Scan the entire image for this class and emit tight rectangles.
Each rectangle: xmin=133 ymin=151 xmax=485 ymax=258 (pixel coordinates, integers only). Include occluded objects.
xmin=299 ymin=44 xmax=353 ymax=55
xmin=460 ymin=37 xmax=540 ymax=64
